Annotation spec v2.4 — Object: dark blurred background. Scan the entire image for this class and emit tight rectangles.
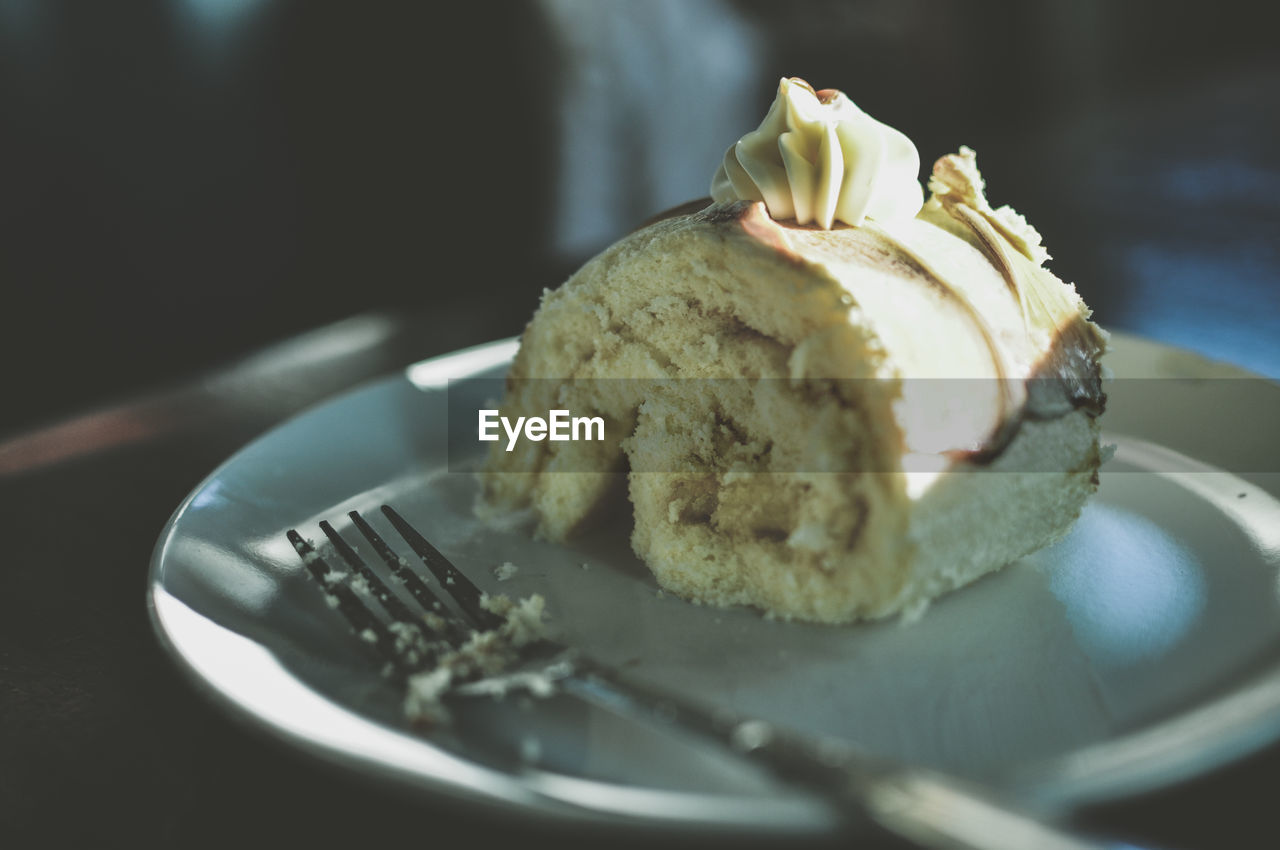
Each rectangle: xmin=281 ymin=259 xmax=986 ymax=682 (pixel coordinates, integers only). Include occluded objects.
xmin=1 ymin=0 xmax=1277 ymax=438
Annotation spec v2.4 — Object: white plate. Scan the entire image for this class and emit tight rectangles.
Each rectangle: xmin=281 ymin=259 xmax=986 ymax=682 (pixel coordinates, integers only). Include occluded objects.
xmin=148 ymin=332 xmax=1280 ymax=835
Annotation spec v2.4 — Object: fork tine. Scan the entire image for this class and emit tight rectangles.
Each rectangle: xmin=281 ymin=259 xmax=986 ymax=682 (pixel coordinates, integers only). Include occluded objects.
xmin=319 ymin=520 xmax=417 ymax=624
xmin=287 ymin=529 xmax=406 ymax=677
xmin=348 ymin=511 xmax=470 ymax=644
xmin=381 ymin=504 xmax=504 ymax=631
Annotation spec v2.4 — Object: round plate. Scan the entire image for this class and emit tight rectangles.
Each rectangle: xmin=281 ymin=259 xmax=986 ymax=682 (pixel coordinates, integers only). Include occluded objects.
xmin=148 ymin=332 xmax=1280 ymax=834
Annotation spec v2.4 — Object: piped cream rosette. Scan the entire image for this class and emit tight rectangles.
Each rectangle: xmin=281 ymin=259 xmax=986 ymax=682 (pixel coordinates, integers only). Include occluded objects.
xmin=711 ymin=77 xmax=922 ymax=229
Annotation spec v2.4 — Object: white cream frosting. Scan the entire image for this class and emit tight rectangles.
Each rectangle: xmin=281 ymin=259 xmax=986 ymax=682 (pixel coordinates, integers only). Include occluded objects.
xmin=710 ymin=77 xmax=923 ymax=229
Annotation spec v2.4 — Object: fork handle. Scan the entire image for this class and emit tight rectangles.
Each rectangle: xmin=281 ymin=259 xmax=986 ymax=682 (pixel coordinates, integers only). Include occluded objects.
xmin=561 ymin=663 xmax=1123 ymax=850
xmin=749 ymin=734 xmax=1120 ymax=850
xmin=845 ymin=768 xmax=1122 ymax=850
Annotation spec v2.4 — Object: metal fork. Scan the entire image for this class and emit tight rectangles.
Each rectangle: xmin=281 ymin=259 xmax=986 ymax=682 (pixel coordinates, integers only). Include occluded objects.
xmin=288 ymin=504 xmax=1118 ymax=850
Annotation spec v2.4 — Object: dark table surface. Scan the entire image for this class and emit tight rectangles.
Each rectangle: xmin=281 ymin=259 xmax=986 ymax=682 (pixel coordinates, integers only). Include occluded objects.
xmin=2 ymin=309 xmax=1279 ymax=850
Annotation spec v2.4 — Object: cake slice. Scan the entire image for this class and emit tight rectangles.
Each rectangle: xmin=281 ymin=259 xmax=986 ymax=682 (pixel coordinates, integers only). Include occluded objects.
xmin=479 ymin=79 xmax=1106 ymax=624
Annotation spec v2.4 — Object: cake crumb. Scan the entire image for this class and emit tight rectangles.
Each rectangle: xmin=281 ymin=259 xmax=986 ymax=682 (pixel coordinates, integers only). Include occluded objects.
xmin=403 ymin=592 xmax=552 ymax=726
xmin=494 ymin=561 xmax=519 ymax=581
xmin=405 ymin=667 xmax=454 ymax=725
xmin=898 ymin=597 xmax=931 ymax=625
xmin=730 ymin=719 xmax=774 ymax=752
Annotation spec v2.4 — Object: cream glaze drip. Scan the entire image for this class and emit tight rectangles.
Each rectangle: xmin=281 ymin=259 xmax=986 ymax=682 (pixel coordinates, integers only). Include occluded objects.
xmin=750 ymin=145 xmax=1104 ymax=461
xmin=700 ymin=144 xmax=1104 ymax=461
xmin=875 ymin=149 xmax=1106 ymax=458
xmin=710 ymin=78 xmax=923 ymax=229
